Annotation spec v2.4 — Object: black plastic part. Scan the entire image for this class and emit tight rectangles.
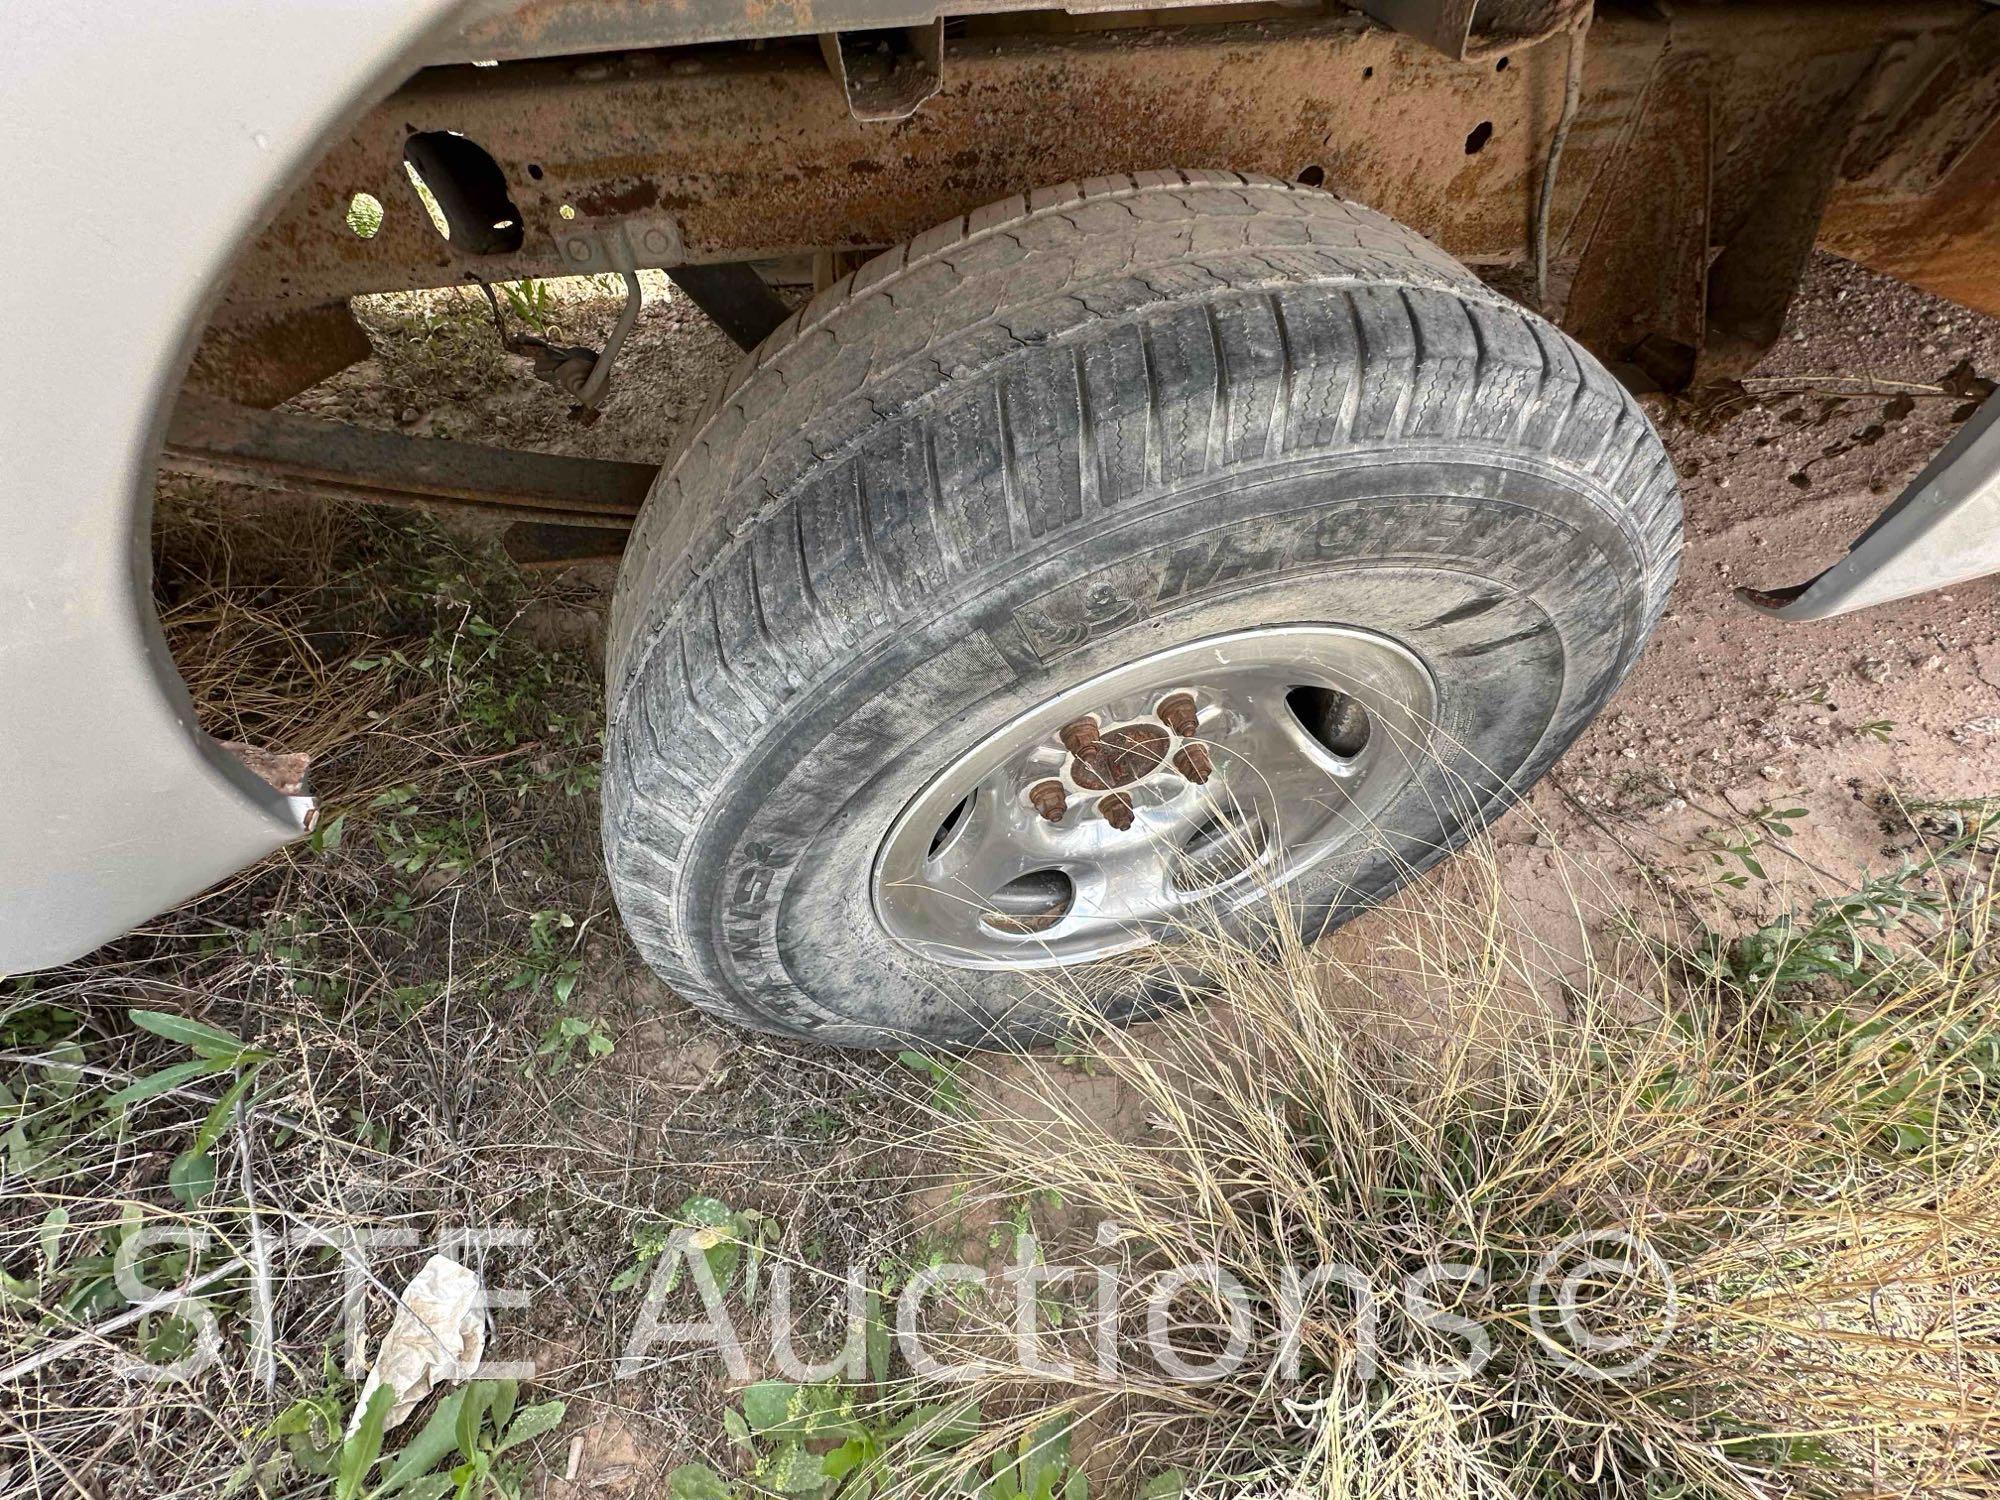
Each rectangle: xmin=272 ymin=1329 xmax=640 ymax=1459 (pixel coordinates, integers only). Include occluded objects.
xmin=666 ymin=263 xmax=792 ymax=351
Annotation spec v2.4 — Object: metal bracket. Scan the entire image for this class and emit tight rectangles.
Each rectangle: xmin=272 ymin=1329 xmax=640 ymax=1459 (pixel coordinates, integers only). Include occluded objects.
xmin=552 ymin=215 xmax=683 ymax=276
xmin=820 ymin=21 xmax=944 ymax=123
xmin=529 ymin=216 xmax=681 ymax=413
xmin=1354 ymin=0 xmax=1589 ymax=62
xmin=1739 ymin=392 xmax=2000 ymax=620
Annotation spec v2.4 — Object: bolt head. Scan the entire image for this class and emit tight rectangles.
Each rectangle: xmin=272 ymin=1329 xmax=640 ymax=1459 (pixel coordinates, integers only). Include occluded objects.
xmin=1156 ymin=692 xmax=1199 ymax=736
xmin=1174 ymin=744 xmax=1213 ymax=785
xmin=1097 ymin=792 xmax=1134 ymax=831
xmin=1028 ymin=779 xmax=1068 ymax=823
xmin=1059 ymin=717 xmax=1102 ymax=755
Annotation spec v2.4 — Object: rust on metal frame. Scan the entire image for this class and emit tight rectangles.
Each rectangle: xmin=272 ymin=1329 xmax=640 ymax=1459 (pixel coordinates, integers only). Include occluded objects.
xmin=1702 ymin=50 xmax=1883 ymax=376
xmin=187 ymin=301 xmax=373 ymax=409
xmin=223 ymin=11 xmax=1554 ymax=309
xmin=1354 ymin=0 xmax=1588 ymax=62
xmin=1819 ymin=9 xmax=2000 ymax=319
xmin=210 ymin=2 xmax=1999 ymax=384
xmin=1561 ymin=45 xmax=1712 ymax=388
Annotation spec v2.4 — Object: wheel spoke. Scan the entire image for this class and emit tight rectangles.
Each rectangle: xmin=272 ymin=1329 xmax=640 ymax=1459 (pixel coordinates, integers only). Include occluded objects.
xmin=1209 ymin=687 xmax=1356 ymax=856
xmin=878 ymin=783 xmax=1033 ymax=952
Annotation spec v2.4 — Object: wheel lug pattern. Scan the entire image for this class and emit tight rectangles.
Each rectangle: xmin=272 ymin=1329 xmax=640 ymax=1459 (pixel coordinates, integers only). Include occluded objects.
xmin=1052 ymin=704 xmax=1207 ymax=825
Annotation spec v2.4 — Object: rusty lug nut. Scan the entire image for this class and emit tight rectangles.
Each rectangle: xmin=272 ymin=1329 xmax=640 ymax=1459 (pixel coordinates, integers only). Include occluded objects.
xmin=1059 ymin=717 xmax=1101 ymax=755
xmin=1059 ymin=716 xmax=1114 ymax=785
xmin=1028 ymin=779 xmax=1068 ymax=823
xmin=1156 ymin=692 xmax=1199 ymax=737
xmin=1174 ymin=744 xmax=1213 ymax=785
xmin=1097 ymin=791 xmax=1135 ymax=831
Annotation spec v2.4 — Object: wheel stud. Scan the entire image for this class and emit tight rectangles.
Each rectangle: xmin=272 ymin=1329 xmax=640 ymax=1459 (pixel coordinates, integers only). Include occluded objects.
xmin=1157 ymin=693 xmax=1210 ymax=783
xmin=1028 ymin=779 xmax=1068 ymax=822
xmin=1097 ymin=791 xmax=1134 ymax=831
xmin=1174 ymin=745 xmax=1213 ymax=784
xmin=1156 ymin=692 xmax=1198 ymax=736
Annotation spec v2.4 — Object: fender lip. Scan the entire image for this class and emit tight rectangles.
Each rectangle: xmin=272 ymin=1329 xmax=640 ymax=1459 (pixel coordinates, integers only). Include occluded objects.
xmin=1738 ymin=391 xmax=2000 ymax=621
xmin=0 ymin=1 xmax=467 ymax=973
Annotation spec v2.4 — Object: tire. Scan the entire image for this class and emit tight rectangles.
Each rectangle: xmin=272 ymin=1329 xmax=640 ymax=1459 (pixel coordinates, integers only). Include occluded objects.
xmin=603 ymin=172 xmax=1680 ymax=1048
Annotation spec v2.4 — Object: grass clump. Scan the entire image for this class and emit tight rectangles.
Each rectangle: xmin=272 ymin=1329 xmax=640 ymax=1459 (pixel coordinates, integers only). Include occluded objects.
xmin=923 ymin=821 xmax=2000 ymax=1499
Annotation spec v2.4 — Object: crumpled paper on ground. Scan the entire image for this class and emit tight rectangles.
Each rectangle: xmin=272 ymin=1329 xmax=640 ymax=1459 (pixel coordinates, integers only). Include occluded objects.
xmin=346 ymin=1254 xmax=486 ymax=1434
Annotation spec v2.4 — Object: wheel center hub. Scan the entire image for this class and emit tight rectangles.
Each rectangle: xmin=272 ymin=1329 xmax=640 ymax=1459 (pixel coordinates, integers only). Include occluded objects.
xmin=1070 ymin=721 xmax=1168 ymax=790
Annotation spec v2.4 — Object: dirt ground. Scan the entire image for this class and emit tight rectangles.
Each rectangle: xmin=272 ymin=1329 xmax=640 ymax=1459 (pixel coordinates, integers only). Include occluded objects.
xmin=1509 ymin=253 xmax=2000 ymax=941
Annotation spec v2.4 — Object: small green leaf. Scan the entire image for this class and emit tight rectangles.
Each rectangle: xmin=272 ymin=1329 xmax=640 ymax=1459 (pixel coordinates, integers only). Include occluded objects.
xmin=489 ymin=1379 xmax=518 ymax=1434
xmin=742 ymin=1380 xmax=798 ymax=1434
xmin=102 ymin=1057 xmax=225 ymax=1112
xmin=453 ymin=1383 xmax=492 ymax=1463
xmin=722 ymin=1408 xmax=752 ymax=1450
xmin=37 ymin=1206 xmax=67 ymax=1273
xmin=758 ymin=1440 xmax=824 ymax=1495
xmin=865 ymin=1291 xmax=891 ymax=1384
xmin=887 ymin=1400 xmax=981 ymax=1448
xmin=336 ymin=1386 xmax=395 ymax=1500
xmin=367 ymin=1387 xmax=470 ymax=1497
xmin=495 ymin=1399 xmax=565 ymax=1454
xmin=168 ymin=1148 xmax=217 ymax=1207
xmin=668 ymin=1463 xmax=736 ymax=1500
xmin=680 ymin=1195 xmax=735 ymax=1228
xmin=0 ymin=1269 xmax=40 ymax=1308
xmin=193 ymin=1067 xmax=263 ymax=1154
xmin=130 ymin=1008 xmax=246 ymax=1057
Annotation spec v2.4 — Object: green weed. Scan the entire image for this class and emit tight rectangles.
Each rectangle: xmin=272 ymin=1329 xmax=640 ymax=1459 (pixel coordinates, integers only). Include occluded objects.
xmin=610 ymin=1194 xmax=777 ymax=1296
xmin=671 ymin=1379 xmax=1081 ymax=1500
xmin=500 ymin=279 xmax=557 ymax=331
xmin=252 ymin=1375 xmax=564 ymax=1499
xmin=1697 ymin=801 xmax=1807 ymax=888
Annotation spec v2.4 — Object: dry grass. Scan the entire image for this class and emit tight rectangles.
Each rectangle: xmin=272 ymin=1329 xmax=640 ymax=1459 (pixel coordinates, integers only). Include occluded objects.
xmin=6 ymin=464 xmax=1999 ymax=1499
xmin=915 ymin=817 xmax=2000 ymax=1500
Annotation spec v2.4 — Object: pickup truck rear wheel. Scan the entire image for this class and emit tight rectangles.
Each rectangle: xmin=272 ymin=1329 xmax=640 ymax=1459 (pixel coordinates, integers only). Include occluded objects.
xmin=602 ymin=172 xmax=1681 ymax=1047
